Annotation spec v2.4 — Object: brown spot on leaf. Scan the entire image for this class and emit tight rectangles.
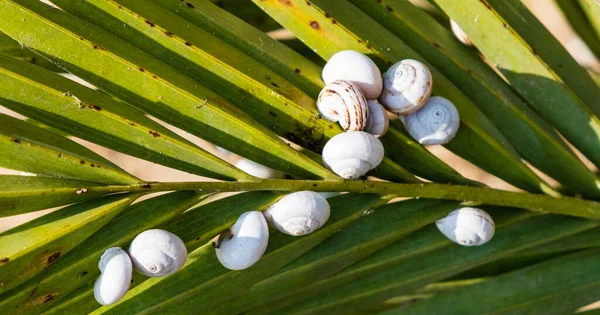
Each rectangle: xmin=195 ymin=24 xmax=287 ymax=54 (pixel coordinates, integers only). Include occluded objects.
xmin=43 ymin=294 xmax=55 ymax=303
xmin=141 ymin=184 xmax=152 ymax=188
xmin=152 ymin=75 xmax=158 ymax=79
xmin=129 ymin=122 xmax=136 ymax=126
xmin=184 ymin=42 xmax=192 ymax=46
xmin=386 ymin=5 xmax=393 ymax=12
xmin=80 ymin=160 xmax=85 ymax=164
xmin=149 ymin=131 xmax=160 ymax=137
xmin=139 ymin=68 xmax=145 ymax=72
xmin=90 ymin=164 xmax=95 ymax=167
xmin=86 ymin=104 xmax=102 ymax=111
xmin=0 ymin=257 xmax=9 ymax=263
xmin=432 ymin=42 xmax=441 ymax=49
xmin=185 ymin=2 xmax=195 ymax=8
xmin=310 ymin=21 xmax=319 ymax=30
xmin=164 ymin=31 xmax=174 ymax=37
xmin=271 ymin=82 xmax=280 ymax=88
xmin=145 ymin=20 xmax=155 ymax=27
xmin=80 ymin=271 xmax=88 ymax=277
xmin=57 ymin=153 xmax=63 ymax=158
xmin=269 ymin=111 xmax=277 ymax=117
xmin=11 ymin=138 xmax=21 ymax=144
xmin=294 ymin=68 xmax=301 ymax=74
xmin=278 ymin=0 xmax=292 ymax=5
xmin=312 ymin=184 xmax=318 ymax=187
xmin=47 ymin=252 xmax=61 ymax=264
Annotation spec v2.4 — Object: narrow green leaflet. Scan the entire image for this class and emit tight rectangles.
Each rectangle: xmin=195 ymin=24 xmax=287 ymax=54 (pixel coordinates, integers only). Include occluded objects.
xmin=522 ymin=226 xmax=600 ymax=256
xmin=0 ymin=194 xmax=136 ymax=296
xmin=41 ymin=191 xmax=285 ymax=314
xmin=51 ymin=0 xmax=416 ymax=184
xmin=0 ymin=0 xmax=335 ymax=180
xmin=253 ymin=0 xmax=555 ymax=194
xmin=153 ymin=0 xmax=476 ymax=186
xmin=212 ymin=199 xmax=460 ymax=315
xmin=0 ymin=191 xmax=207 ymax=314
xmin=579 ymin=0 xmax=600 ymax=53
xmin=350 ymin=0 xmax=600 ymax=198
xmin=0 ymin=114 xmax=139 ymax=184
xmin=391 ymin=248 xmax=600 ymax=315
xmin=0 ymin=32 xmax=61 ymax=72
xmin=0 ymin=175 xmax=109 ymax=217
xmin=432 ymin=0 xmax=600 ymax=169
xmin=0 ymin=55 xmax=252 ymax=181
xmin=554 ymin=0 xmax=600 ymax=59
xmin=92 ymin=193 xmax=389 ymax=314
xmin=487 ymin=0 xmax=600 ymax=118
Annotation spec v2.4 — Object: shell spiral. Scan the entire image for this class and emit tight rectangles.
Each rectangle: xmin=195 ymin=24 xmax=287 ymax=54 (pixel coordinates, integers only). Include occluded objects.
xmin=263 ymin=191 xmax=330 ymax=236
xmin=436 ymin=207 xmax=495 ymax=246
xmin=322 ymin=131 xmax=385 ymax=179
xmin=404 ymin=96 xmax=460 ymax=145
xmin=128 ymin=229 xmax=187 ymax=277
xmin=216 ymin=211 xmax=269 ymax=270
xmin=322 ymin=50 xmax=383 ymax=99
xmin=380 ymin=59 xmax=432 ymax=114
xmin=364 ymin=100 xmax=389 ymax=138
xmin=94 ymin=247 xmax=132 ymax=306
xmin=317 ymin=80 xmax=368 ymax=131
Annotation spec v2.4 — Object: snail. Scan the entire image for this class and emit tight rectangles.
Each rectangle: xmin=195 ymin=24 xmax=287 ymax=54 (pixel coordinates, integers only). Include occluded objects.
xmin=317 ymin=80 xmax=368 ymax=131
xmin=380 ymin=59 xmax=433 ymax=114
xmin=215 ymin=211 xmax=269 ymax=270
xmin=263 ymin=191 xmax=330 ymax=236
xmin=322 ymin=131 xmax=385 ymax=179
xmin=128 ymin=229 xmax=187 ymax=277
xmin=322 ymin=50 xmax=383 ymax=99
xmin=235 ymin=158 xmax=285 ymax=179
xmin=450 ymin=20 xmax=473 ymax=46
xmin=94 ymin=247 xmax=132 ymax=306
xmin=404 ymin=96 xmax=460 ymax=145
xmin=436 ymin=207 xmax=495 ymax=246
xmin=364 ymin=100 xmax=389 ymax=138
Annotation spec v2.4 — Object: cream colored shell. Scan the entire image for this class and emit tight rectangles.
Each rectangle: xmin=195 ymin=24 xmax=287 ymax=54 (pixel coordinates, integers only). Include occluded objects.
xmin=436 ymin=207 xmax=495 ymax=246
xmin=322 ymin=50 xmax=383 ymax=99
xmin=364 ymin=100 xmax=389 ymax=138
xmin=216 ymin=211 xmax=269 ymax=270
xmin=263 ymin=191 xmax=330 ymax=236
xmin=317 ymin=80 xmax=368 ymax=131
xmin=235 ymin=158 xmax=285 ymax=179
xmin=380 ymin=59 xmax=432 ymax=114
xmin=322 ymin=131 xmax=385 ymax=179
xmin=450 ymin=20 xmax=473 ymax=46
xmin=94 ymin=247 xmax=132 ymax=306
xmin=128 ymin=229 xmax=187 ymax=277
xmin=404 ymin=96 xmax=460 ymax=145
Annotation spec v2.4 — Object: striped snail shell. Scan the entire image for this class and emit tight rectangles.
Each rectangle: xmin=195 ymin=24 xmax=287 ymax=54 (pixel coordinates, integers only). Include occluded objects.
xmin=317 ymin=80 xmax=368 ymax=131
xmin=380 ymin=59 xmax=433 ymax=115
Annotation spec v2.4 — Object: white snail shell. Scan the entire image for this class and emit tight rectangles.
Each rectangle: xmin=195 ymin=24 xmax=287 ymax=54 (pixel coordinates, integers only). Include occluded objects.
xmin=450 ymin=20 xmax=473 ymax=46
xmin=364 ymin=100 xmax=389 ymax=138
xmin=322 ymin=131 xmax=385 ymax=179
xmin=216 ymin=211 xmax=269 ymax=270
xmin=317 ymin=80 xmax=368 ymax=131
xmin=128 ymin=229 xmax=187 ymax=277
xmin=263 ymin=191 xmax=330 ymax=236
xmin=322 ymin=50 xmax=383 ymax=99
xmin=94 ymin=247 xmax=132 ymax=306
xmin=436 ymin=207 xmax=495 ymax=246
xmin=235 ymin=158 xmax=285 ymax=179
xmin=404 ymin=96 xmax=460 ymax=145
xmin=380 ymin=59 xmax=433 ymax=114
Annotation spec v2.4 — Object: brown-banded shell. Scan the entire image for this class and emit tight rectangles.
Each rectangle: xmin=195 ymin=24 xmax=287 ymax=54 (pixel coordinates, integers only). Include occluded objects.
xmin=317 ymin=80 xmax=368 ymax=131
xmin=380 ymin=59 xmax=433 ymax=115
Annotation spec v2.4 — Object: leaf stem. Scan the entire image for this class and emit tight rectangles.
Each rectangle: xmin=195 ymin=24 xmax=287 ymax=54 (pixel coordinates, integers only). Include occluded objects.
xmin=85 ymin=180 xmax=600 ymax=219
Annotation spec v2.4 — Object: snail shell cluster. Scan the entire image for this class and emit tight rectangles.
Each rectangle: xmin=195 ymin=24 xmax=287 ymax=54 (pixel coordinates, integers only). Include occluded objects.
xmin=93 ymin=230 xmax=187 ymax=305
xmin=436 ymin=207 xmax=495 ymax=246
xmin=380 ymin=59 xmax=433 ymax=115
xmin=322 ymin=131 xmax=384 ymax=179
xmin=235 ymin=158 xmax=285 ymax=179
xmin=128 ymin=229 xmax=187 ymax=277
xmin=317 ymin=80 xmax=368 ymax=131
xmin=94 ymin=247 xmax=132 ymax=306
xmin=263 ymin=191 xmax=330 ymax=236
xmin=404 ymin=96 xmax=460 ymax=145
xmin=450 ymin=20 xmax=473 ymax=46
xmin=215 ymin=211 xmax=269 ymax=270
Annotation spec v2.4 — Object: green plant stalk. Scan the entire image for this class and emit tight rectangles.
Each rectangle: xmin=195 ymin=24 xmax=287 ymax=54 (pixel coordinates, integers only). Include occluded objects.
xmin=0 ymin=194 xmax=137 ymax=296
xmin=0 ymin=55 xmax=253 ymax=181
xmin=252 ymin=0 xmax=556 ymax=195
xmin=271 ymin=213 xmax=597 ymax=314
xmin=431 ymin=0 xmax=600 ymax=169
xmin=52 ymin=179 xmax=600 ymax=219
xmin=0 ymin=175 xmax=111 ymax=217
xmin=51 ymin=0 xmax=417 ymax=184
xmin=0 ymin=0 xmax=335 ymax=180
xmin=351 ymin=0 xmax=600 ymax=199
xmin=554 ymin=0 xmax=600 ymax=60
xmin=0 ymin=191 xmax=210 ymax=314
xmin=153 ymin=0 xmax=478 ymax=186
xmin=389 ymin=248 xmax=600 ymax=315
